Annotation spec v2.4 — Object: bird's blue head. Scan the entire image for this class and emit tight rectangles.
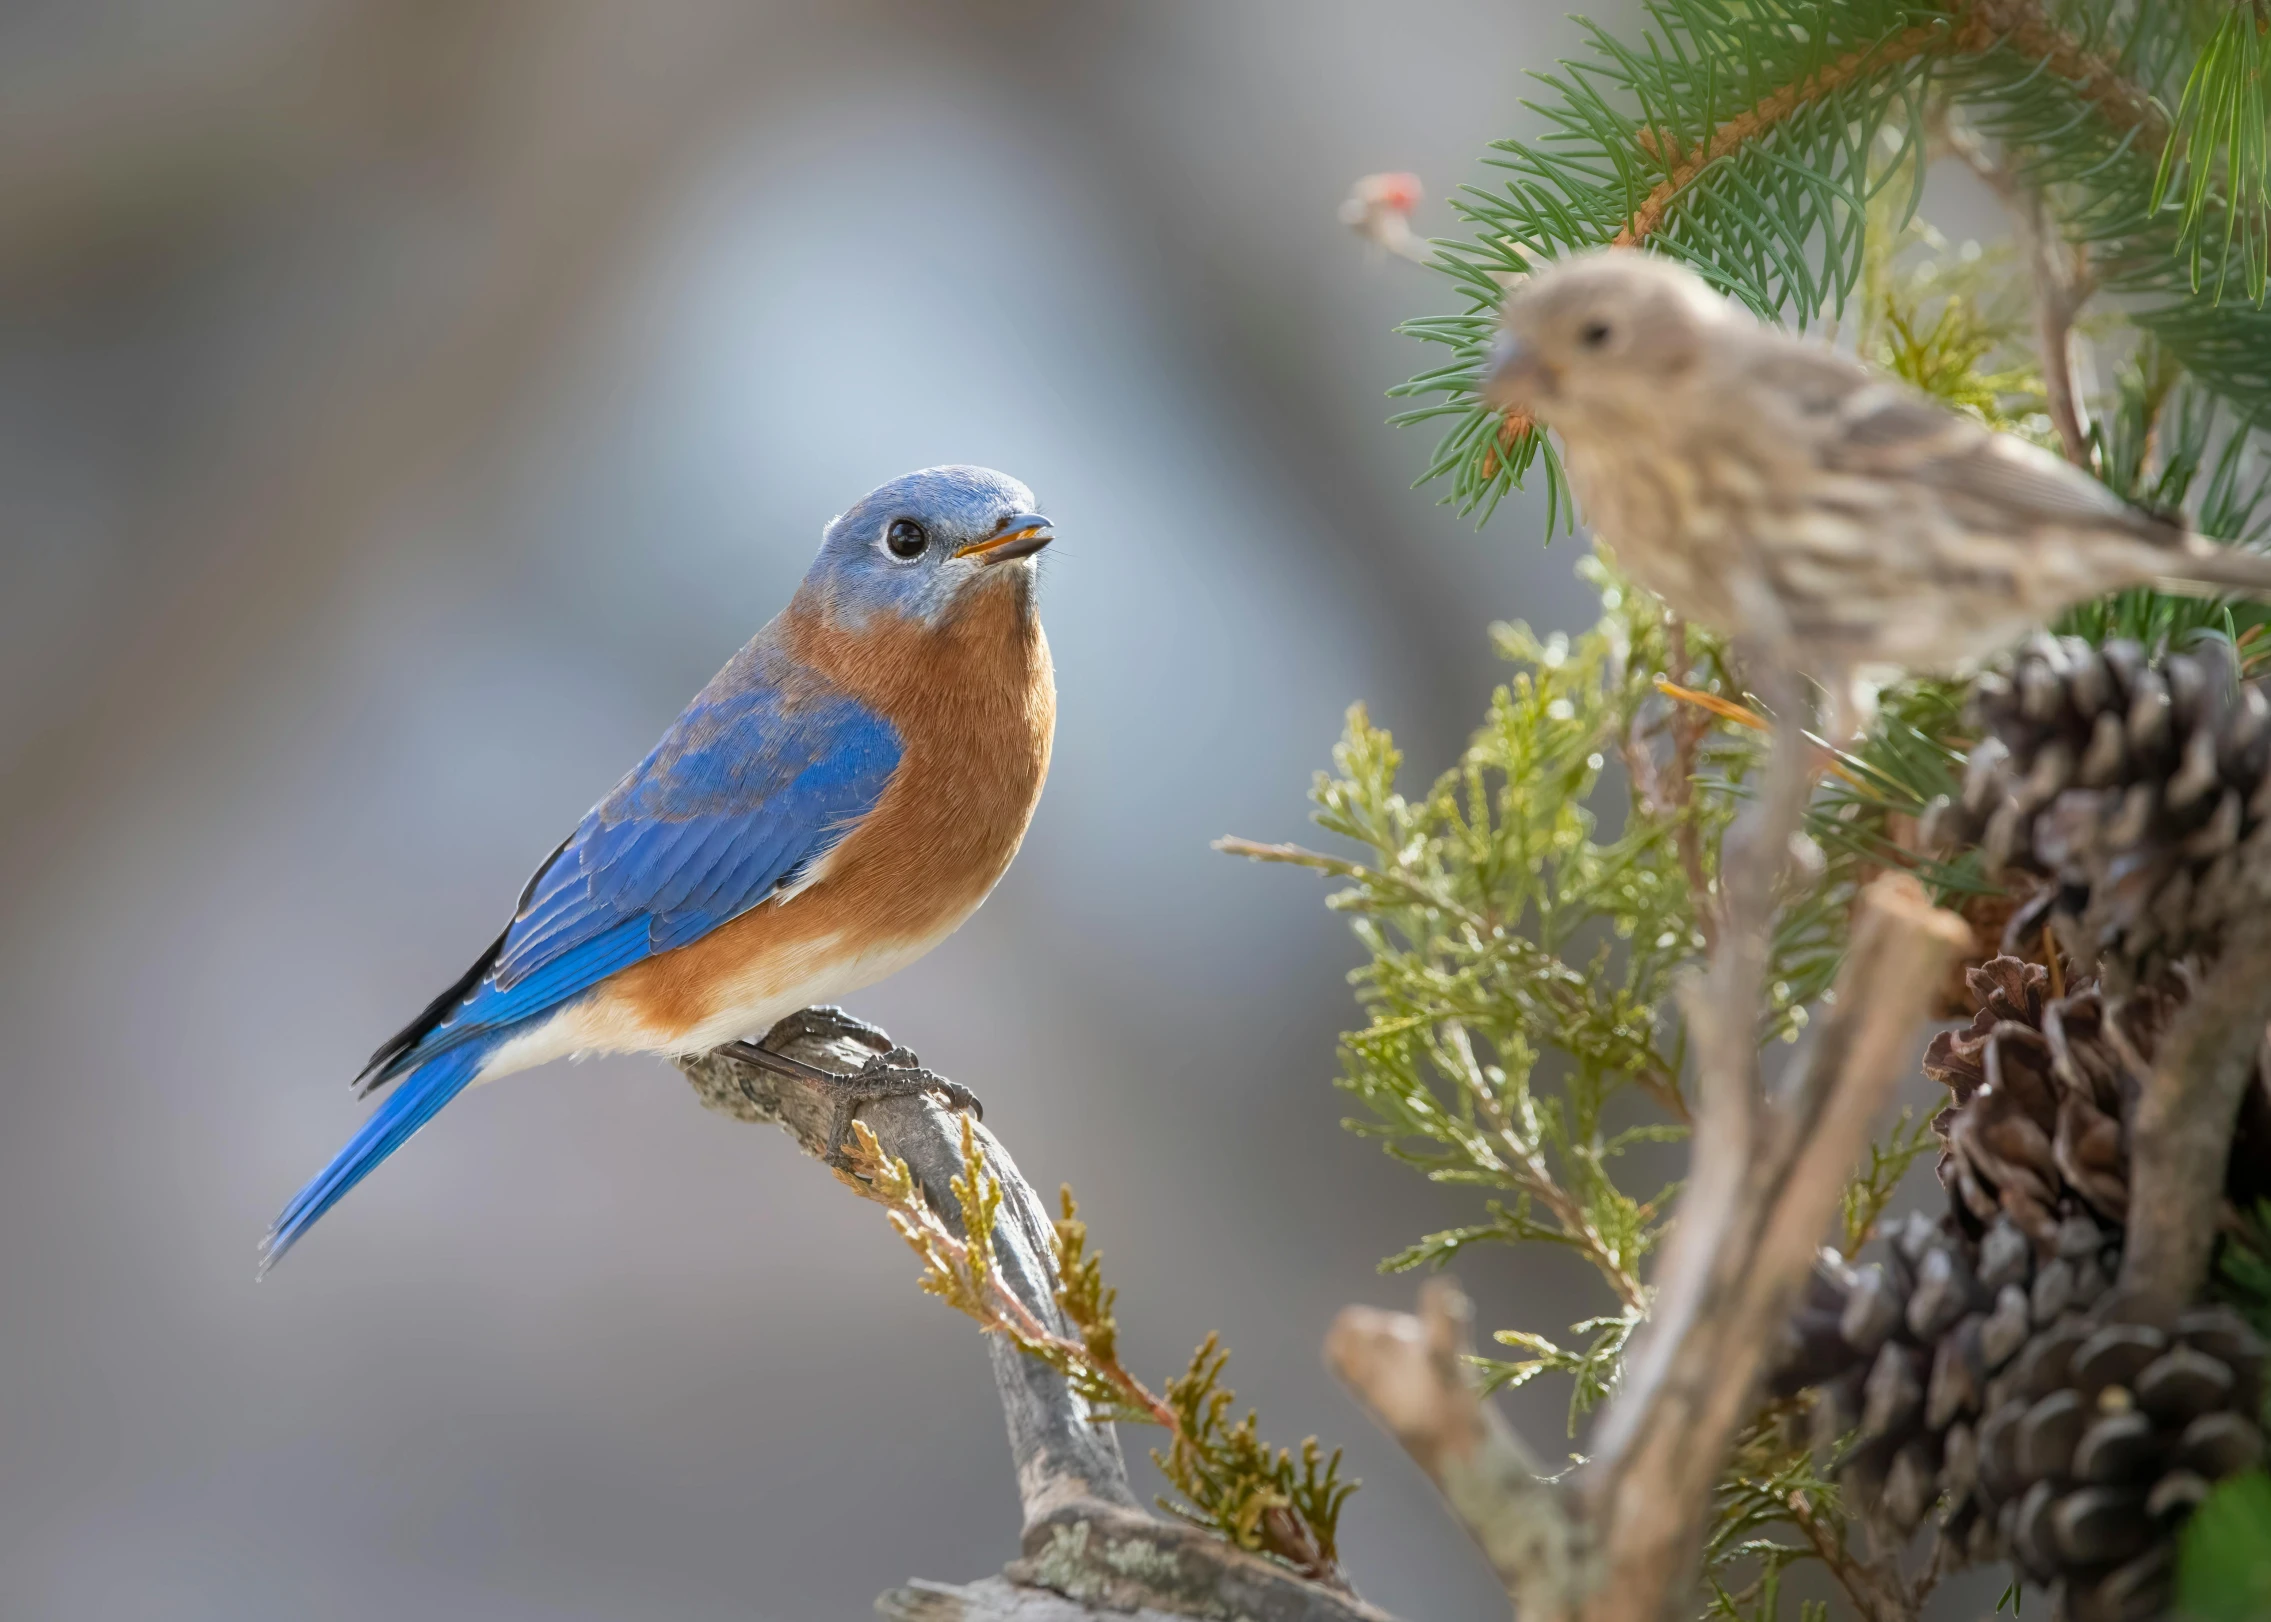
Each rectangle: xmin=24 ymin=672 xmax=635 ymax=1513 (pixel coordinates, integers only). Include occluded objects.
xmin=798 ymin=465 xmax=1052 ymax=628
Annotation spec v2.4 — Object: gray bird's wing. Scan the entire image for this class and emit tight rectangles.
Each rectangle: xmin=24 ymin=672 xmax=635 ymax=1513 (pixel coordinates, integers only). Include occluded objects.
xmin=1813 ymin=368 xmax=2180 ymax=545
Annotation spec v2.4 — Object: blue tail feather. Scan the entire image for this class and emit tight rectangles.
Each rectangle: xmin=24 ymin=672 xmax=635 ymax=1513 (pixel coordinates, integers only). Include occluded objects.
xmin=263 ymin=1039 xmax=496 ymax=1272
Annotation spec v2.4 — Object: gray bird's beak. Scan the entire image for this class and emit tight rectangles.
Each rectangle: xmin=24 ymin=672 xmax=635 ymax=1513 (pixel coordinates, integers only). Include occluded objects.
xmin=954 ymin=513 xmax=1054 ymax=563
xmin=1481 ymin=330 xmax=1550 ymax=409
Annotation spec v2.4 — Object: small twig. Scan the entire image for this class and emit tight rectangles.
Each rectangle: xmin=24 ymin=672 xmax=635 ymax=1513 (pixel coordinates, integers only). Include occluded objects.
xmin=1577 ymin=678 xmax=1814 ymax=1565
xmin=1934 ymin=106 xmax=2098 ymax=468
xmin=834 ymin=1118 xmax=1179 ymax=1432
xmin=1442 ymin=1023 xmax=1653 ymax=1309
xmin=1212 ymin=836 xmax=1493 ymax=935
xmin=840 ymin=1120 xmax=1352 ymax=1588
xmin=1782 ymin=1488 xmax=1916 ymax=1622
xmin=1655 ymin=678 xmax=1771 ymax=735
xmin=1666 ymin=624 xmax=1718 ymax=954
xmin=680 ymin=1028 xmax=1137 ymax=1527
xmin=1326 ymin=1279 xmax=1587 ymax=1621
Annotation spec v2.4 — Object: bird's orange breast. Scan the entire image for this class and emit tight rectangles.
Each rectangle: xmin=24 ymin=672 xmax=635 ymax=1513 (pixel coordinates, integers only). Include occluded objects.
xmin=597 ymin=574 xmax=1055 ymax=1043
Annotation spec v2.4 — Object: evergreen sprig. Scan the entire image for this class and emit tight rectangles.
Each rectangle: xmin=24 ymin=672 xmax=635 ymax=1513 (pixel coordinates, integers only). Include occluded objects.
xmin=833 ymin=1120 xmax=1356 ymax=1585
xmin=1705 ymin=1425 xmax=1847 ymax=1622
xmin=1225 ymin=565 xmax=1731 ymax=1315
xmin=2152 ymin=0 xmax=2271 ymax=303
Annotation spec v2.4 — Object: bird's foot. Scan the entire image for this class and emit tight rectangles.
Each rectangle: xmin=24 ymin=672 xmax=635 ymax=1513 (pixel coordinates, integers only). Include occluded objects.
xmin=765 ymin=1004 xmax=898 ymax=1059
xmin=809 ymin=1047 xmax=983 ymax=1170
xmin=733 ymin=1007 xmax=982 ymax=1167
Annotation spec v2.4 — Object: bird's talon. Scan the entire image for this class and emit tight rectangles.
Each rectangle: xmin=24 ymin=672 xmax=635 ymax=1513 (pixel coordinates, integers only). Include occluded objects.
xmin=936 ymin=1079 xmax=982 ymax=1120
xmin=809 ymin=1052 xmax=985 ymax=1164
xmin=770 ymin=1005 xmax=898 ymax=1057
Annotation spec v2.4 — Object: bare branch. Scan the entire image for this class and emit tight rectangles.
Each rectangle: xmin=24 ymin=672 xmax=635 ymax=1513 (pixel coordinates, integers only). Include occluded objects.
xmin=880 ymin=1576 xmax=1187 ymax=1622
xmin=1581 ymin=869 xmax=1968 ymax=1618
xmin=681 ymin=1026 xmax=1135 ymax=1526
xmin=1326 ymin=1279 xmax=1587 ymax=1621
xmin=677 ymin=1019 xmax=1398 ymax=1622
xmin=2118 ymin=917 xmax=2271 ymax=1314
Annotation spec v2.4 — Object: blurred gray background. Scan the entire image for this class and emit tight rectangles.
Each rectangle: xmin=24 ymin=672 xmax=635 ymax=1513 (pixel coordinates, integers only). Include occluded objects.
xmin=0 ymin=5 xmax=1994 ymax=1620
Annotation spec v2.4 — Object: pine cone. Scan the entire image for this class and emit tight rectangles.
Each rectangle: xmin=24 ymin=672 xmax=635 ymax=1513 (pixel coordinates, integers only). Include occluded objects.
xmin=1924 ymin=956 xmax=2271 ymax=1234
xmin=1770 ymin=1204 xmax=2124 ymax=1541
xmin=1921 ymin=958 xmax=2131 ymax=1248
xmin=1923 ymin=635 xmax=2271 ymax=992
xmin=1774 ymin=1217 xmax=2266 ymax=1619
xmin=1766 ymin=955 xmax=2271 ymax=1618
xmin=1976 ymin=1301 xmax=2265 ymax=1621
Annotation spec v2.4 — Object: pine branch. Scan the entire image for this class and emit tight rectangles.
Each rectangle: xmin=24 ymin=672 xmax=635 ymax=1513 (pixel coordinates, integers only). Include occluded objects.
xmin=1401 ymin=0 xmax=2271 ymax=519
xmin=1475 ymin=12 xmax=1968 ymax=471
xmin=1401 ymin=1 xmax=1968 ymax=513
xmin=2153 ymin=0 xmax=2271 ymax=303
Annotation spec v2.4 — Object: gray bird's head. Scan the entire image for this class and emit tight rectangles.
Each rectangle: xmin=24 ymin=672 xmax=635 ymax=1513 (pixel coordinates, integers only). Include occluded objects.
xmin=802 ymin=465 xmax=1053 ymax=628
xmin=1483 ymin=250 xmax=1735 ymax=430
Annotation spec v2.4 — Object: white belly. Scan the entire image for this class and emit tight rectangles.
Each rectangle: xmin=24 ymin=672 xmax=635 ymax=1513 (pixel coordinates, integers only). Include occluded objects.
xmin=470 ymin=927 xmax=954 ymax=1084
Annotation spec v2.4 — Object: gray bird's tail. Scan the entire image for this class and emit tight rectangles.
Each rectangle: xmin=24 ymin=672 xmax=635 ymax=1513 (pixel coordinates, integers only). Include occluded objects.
xmin=2163 ymin=540 xmax=2271 ymax=596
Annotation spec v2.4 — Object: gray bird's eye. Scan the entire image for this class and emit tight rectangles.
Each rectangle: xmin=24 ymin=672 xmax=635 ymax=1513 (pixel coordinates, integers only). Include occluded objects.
xmin=1579 ymin=319 xmax=1614 ymax=349
xmin=885 ymin=518 xmax=929 ymax=559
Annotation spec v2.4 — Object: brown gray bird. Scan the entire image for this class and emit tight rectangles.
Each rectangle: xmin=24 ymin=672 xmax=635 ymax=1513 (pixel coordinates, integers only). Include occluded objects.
xmin=1483 ymin=250 xmax=2271 ymax=710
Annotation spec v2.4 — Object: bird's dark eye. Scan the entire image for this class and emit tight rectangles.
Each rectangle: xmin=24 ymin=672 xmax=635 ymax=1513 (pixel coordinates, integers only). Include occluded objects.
xmin=885 ymin=518 xmax=929 ymax=559
xmin=1579 ymin=319 xmax=1614 ymax=349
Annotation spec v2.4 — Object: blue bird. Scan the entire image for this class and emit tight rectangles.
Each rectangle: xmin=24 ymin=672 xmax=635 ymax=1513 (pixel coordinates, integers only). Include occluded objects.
xmin=266 ymin=466 xmax=1057 ymax=1268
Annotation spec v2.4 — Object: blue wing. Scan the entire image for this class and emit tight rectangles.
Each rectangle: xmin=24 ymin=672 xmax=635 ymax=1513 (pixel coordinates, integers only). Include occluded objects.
xmin=267 ymin=653 xmax=902 ymax=1268
xmin=363 ymin=663 xmax=905 ymax=1089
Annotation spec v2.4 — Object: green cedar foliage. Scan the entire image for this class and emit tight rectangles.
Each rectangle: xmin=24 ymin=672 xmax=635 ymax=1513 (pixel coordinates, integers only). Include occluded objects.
xmin=1226 ymin=555 xmax=1974 ymax=1616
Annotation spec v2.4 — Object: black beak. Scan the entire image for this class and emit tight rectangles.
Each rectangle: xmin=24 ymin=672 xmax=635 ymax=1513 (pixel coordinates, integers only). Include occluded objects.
xmin=954 ymin=512 xmax=1054 ymax=564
